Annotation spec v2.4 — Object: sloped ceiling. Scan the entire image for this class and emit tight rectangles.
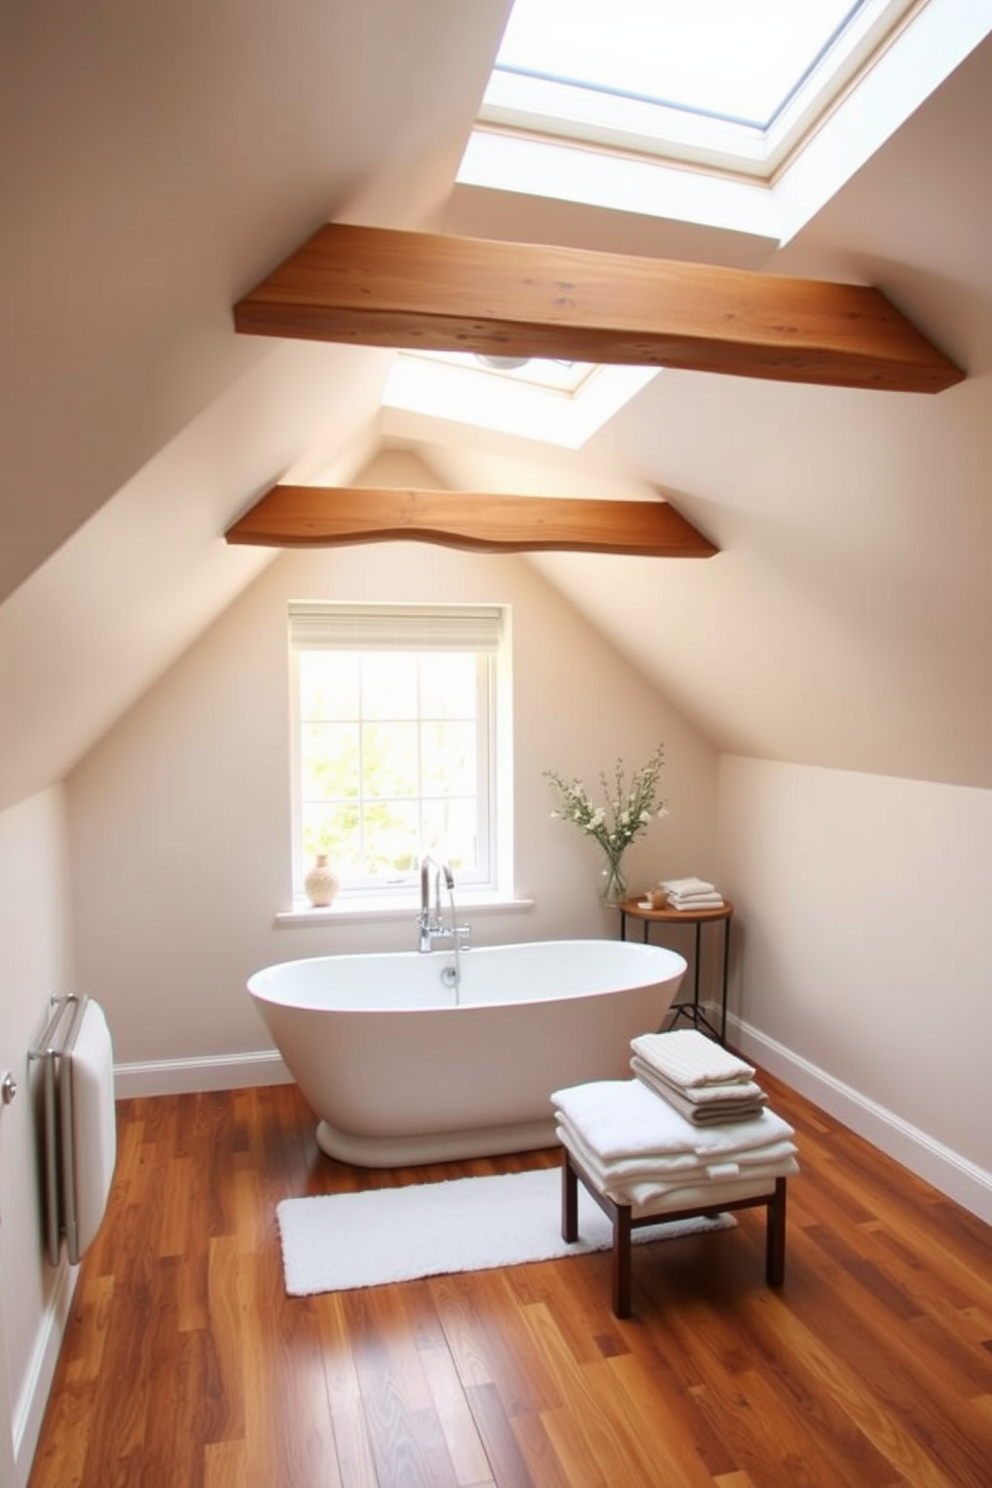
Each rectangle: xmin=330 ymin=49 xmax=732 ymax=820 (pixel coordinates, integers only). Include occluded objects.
xmin=1 ymin=0 xmax=991 ymax=812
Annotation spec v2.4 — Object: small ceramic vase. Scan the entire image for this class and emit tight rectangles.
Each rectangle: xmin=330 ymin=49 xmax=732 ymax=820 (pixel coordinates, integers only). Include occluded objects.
xmin=304 ymin=853 xmax=340 ymax=908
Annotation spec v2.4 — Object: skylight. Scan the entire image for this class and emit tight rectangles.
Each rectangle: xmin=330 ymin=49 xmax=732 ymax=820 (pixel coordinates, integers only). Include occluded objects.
xmin=411 ymin=351 xmax=595 ymax=395
xmin=480 ymin=0 xmax=922 ymax=177
xmin=461 ymin=0 xmax=990 ymax=248
xmin=390 ymin=0 xmax=989 ymax=451
xmin=382 ymin=352 xmax=658 ymax=449
xmin=493 ymin=0 xmax=865 ymax=128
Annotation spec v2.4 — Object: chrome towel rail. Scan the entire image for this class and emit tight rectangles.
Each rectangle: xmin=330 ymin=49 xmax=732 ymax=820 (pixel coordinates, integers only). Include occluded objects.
xmin=29 ymin=993 xmax=90 ymax=1266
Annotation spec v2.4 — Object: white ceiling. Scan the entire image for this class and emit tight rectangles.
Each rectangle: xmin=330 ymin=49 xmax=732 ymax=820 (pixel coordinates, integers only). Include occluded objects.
xmin=1 ymin=0 xmax=991 ymax=811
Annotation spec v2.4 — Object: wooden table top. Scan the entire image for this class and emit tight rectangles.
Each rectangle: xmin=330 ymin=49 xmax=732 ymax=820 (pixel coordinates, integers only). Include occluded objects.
xmin=619 ymin=896 xmax=733 ymax=924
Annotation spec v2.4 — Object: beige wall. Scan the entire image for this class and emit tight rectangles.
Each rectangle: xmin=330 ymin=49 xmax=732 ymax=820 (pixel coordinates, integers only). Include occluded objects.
xmin=719 ymin=755 xmax=992 ymax=1218
xmin=66 ymin=542 xmax=719 ymax=1069
xmin=0 ymin=788 xmax=76 ymax=1480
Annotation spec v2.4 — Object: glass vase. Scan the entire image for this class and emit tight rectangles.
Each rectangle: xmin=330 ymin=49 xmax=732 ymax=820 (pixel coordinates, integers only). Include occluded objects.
xmin=599 ymin=852 xmax=628 ymax=908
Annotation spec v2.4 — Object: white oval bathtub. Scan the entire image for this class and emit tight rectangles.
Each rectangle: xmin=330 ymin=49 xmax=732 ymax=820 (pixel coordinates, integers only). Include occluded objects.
xmin=247 ymin=938 xmax=686 ymax=1166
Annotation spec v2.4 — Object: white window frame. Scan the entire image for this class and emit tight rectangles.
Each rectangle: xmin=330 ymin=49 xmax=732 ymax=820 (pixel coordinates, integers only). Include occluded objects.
xmin=288 ymin=602 xmax=511 ymax=902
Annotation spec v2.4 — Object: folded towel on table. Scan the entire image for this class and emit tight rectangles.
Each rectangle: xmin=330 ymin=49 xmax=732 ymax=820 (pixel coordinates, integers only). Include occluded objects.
xmin=556 ymin=1119 xmax=798 ymax=1189
xmin=642 ymin=1084 xmax=766 ymax=1126
xmin=632 ymin=1059 xmax=768 ymax=1124
xmin=629 ymin=1062 xmax=766 ymax=1107
xmin=611 ymin=1155 xmax=800 ymax=1210
xmin=557 ymin=1124 xmax=800 ymax=1206
xmin=659 ymin=876 xmax=718 ymax=896
xmin=631 ymin=1029 xmax=756 ymax=1089
xmin=667 ymin=892 xmax=725 ymax=910
xmin=551 ymin=1078 xmax=794 ymax=1163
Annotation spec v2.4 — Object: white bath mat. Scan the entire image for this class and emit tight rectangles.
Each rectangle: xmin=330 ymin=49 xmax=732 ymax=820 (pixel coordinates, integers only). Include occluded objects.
xmin=276 ymin=1166 xmax=735 ymax=1296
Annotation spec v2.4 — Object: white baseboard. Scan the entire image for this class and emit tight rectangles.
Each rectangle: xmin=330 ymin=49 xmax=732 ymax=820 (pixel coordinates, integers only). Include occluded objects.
xmin=113 ymin=1048 xmax=292 ymax=1099
xmin=14 ymin=1254 xmax=77 ymax=1487
xmin=113 ymin=1026 xmax=992 ymax=1225
xmin=730 ymin=1013 xmax=992 ymax=1225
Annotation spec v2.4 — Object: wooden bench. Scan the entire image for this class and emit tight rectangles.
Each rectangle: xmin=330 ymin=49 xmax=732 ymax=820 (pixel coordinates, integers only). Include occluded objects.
xmin=561 ymin=1143 xmax=788 ymax=1318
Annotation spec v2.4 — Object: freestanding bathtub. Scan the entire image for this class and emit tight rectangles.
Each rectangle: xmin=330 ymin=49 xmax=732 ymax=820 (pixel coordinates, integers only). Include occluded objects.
xmin=247 ymin=938 xmax=687 ymax=1166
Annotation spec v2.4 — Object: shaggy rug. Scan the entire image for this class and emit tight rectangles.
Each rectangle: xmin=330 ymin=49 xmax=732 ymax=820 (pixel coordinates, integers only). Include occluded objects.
xmin=276 ymin=1166 xmax=735 ymax=1296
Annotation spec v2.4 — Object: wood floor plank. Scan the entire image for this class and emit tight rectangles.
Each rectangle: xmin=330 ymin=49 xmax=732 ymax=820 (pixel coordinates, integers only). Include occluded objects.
xmin=343 ymin=1284 xmax=460 ymax=1488
xmin=142 ymin=1319 xmax=207 ymax=1488
xmin=786 ymin=1225 xmax=992 ymax=1484
xmin=532 ymin=1405 xmax=611 ymax=1488
xmin=203 ymin=1439 xmax=247 ymax=1488
xmin=420 ymin=1344 xmax=494 ymax=1487
xmin=521 ymin=1300 xmax=690 ymax=1487
xmin=62 ymin=1273 xmax=114 ymax=1385
xmin=26 ymin=1072 xmax=992 ymax=1488
xmin=737 ymin=1278 xmax=967 ymax=1487
xmin=435 ymin=1269 xmax=565 ymax=1416
xmin=249 ymin=1270 xmax=340 ymax=1488
xmin=203 ymin=1234 xmax=246 ymax=1445
xmin=732 ymin=1288 xmax=904 ymax=1486
xmin=504 ymin=1254 xmax=631 ymax=1368
xmin=730 ymin=1365 xmax=875 ymax=1488
xmin=606 ymin=1350 xmax=741 ymax=1483
xmin=503 ymin=1409 xmax=575 ymax=1488
xmin=314 ymin=1293 xmax=380 ymax=1488
xmin=463 ymin=1381 xmax=536 ymax=1488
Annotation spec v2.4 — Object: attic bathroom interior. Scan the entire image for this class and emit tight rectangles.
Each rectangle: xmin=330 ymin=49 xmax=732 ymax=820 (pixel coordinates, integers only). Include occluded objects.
xmin=2 ymin=1 xmax=992 ymax=1483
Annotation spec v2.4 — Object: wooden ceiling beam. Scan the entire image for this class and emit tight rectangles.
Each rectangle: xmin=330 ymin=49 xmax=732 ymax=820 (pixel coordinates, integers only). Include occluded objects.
xmin=233 ymin=223 xmax=963 ymax=394
xmin=224 ymin=486 xmax=718 ymax=558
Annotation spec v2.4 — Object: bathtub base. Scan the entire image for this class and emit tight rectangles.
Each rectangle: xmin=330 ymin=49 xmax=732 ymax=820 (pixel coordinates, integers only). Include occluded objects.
xmin=316 ymin=1116 xmax=557 ymax=1168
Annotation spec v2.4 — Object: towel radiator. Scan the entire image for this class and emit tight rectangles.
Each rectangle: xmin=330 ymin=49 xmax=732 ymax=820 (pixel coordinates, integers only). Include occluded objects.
xmin=29 ymin=993 xmax=116 ymax=1266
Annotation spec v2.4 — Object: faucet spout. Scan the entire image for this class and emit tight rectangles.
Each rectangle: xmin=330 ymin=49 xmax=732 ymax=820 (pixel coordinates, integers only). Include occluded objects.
xmin=418 ymin=853 xmax=444 ymax=951
xmin=417 ymin=853 xmax=461 ymax=953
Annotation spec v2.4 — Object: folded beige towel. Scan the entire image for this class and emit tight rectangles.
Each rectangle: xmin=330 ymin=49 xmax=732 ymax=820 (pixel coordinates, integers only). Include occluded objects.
xmin=629 ymin=1058 xmax=765 ymax=1107
xmin=644 ymin=1082 xmax=766 ymax=1126
xmin=631 ymin=1029 xmax=756 ymax=1089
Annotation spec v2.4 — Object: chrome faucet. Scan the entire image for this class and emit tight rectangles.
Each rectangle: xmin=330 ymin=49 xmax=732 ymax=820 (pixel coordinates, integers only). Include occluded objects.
xmin=418 ymin=854 xmax=470 ymax=954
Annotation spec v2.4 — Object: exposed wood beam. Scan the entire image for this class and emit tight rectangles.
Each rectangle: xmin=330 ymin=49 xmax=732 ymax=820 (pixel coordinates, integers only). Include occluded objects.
xmin=233 ymin=224 xmax=963 ymax=394
xmin=224 ymin=486 xmax=718 ymax=558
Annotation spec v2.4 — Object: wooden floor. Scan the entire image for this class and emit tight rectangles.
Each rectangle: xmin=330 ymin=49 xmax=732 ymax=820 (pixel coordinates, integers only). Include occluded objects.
xmin=28 ymin=1067 xmax=992 ymax=1488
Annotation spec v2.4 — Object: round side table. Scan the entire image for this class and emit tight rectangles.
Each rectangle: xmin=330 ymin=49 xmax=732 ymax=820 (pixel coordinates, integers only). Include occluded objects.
xmin=618 ymin=897 xmax=734 ymax=1044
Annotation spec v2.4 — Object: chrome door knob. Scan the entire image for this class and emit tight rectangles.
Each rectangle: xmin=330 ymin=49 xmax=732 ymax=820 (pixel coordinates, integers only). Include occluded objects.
xmin=0 ymin=1071 xmax=16 ymax=1105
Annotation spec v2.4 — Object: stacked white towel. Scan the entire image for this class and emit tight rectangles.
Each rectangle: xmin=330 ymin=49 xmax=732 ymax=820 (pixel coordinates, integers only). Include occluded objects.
xmin=631 ymin=1029 xmax=767 ymax=1125
xmin=552 ymin=1077 xmax=799 ymax=1207
xmin=659 ymin=875 xmax=725 ymax=910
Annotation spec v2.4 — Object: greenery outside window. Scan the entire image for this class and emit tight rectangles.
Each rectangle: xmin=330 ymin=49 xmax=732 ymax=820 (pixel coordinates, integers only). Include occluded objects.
xmin=289 ymin=603 xmax=509 ymax=898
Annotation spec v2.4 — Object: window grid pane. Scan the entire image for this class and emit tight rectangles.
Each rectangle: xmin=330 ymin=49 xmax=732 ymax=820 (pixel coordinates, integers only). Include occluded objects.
xmin=295 ymin=641 xmax=493 ymax=892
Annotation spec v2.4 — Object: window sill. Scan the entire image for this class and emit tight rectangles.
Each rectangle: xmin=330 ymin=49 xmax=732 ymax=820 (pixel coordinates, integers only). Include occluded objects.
xmin=274 ymin=892 xmax=535 ymax=929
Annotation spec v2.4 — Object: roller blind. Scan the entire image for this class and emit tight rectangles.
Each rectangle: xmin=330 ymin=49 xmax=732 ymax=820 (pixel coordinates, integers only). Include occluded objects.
xmin=288 ymin=603 xmax=503 ymax=653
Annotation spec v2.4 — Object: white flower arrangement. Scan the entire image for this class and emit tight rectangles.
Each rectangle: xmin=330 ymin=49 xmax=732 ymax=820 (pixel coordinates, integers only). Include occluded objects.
xmin=544 ymin=744 xmax=668 ymax=861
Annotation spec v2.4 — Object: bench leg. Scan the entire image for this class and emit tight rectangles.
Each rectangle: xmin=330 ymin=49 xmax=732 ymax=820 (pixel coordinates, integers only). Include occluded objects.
xmin=612 ymin=1203 xmax=633 ymax=1318
xmin=766 ymin=1177 xmax=787 ymax=1286
xmin=561 ymin=1148 xmax=578 ymax=1243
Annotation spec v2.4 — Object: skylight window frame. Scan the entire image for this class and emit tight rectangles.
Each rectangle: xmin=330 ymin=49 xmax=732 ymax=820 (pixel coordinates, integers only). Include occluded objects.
xmin=479 ymin=0 xmax=925 ymax=181
xmin=382 ymin=352 xmax=659 ymax=450
xmin=405 ymin=350 xmax=596 ymax=395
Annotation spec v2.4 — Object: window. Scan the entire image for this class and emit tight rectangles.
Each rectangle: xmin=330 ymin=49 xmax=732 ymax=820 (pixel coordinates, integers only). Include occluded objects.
xmin=289 ymin=603 xmax=509 ymax=899
xmin=479 ymin=0 xmax=921 ymax=178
